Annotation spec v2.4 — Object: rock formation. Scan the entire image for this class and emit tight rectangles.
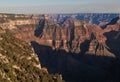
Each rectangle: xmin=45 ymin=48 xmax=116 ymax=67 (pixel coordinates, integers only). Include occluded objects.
xmin=1 ymin=13 xmax=120 ymax=82
xmin=31 ymin=17 xmax=115 ymax=57
xmin=9 ymin=14 xmax=120 ymax=58
xmin=0 ymin=23 xmax=64 ymax=81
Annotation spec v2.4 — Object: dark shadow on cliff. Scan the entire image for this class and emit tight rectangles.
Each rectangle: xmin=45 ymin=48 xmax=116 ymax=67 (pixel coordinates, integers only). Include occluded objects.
xmin=107 ymin=17 xmax=119 ymax=25
xmin=80 ymin=40 xmax=90 ymax=55
xmin=102 ymin=16 xmax=119 ymax=29
xmin=68 ymin=26 xmax=75 ymax=49
xmin=104 ymin=31 xmax=120 ymax=57
xmin=31 ymin=41 xmax=120 ymax=82
xmin=34 ymin=19 xmax=45 ymax=37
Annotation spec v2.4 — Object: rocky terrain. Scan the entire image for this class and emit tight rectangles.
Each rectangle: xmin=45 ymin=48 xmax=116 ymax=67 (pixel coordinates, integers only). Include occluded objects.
xmin=12 ymin=14 xmax=120 ymax=57
xmin=39 ymin=14 xmax=119 ymax=26
xmin=33 ymin=15 xmax=120 ymax=82
xmin=0 ymin=14 xmax=64 ymax=82
xmin=1 ymin=13 xmax=120 ymax=82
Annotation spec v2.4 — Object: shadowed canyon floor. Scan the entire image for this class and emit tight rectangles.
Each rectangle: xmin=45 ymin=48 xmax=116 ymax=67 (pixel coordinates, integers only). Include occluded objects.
xmin=31 ymin=41 xmax=120 ymax=82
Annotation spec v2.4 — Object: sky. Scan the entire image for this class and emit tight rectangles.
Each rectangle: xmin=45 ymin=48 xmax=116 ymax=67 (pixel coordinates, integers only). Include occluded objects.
xmin=0 ymin=0 xmax=120 ymax=14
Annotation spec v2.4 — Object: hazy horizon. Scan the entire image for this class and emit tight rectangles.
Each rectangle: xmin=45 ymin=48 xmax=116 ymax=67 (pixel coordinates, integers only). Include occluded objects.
xmin=0 ymin=0 xmax=120 ymax=14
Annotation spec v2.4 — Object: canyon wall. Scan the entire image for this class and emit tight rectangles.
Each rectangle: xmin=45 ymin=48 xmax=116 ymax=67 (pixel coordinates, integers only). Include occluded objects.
xmin=11 ymin=16 xmax=120 ymax=58
xmin=1 ymin=14 xmax=120 ymax=82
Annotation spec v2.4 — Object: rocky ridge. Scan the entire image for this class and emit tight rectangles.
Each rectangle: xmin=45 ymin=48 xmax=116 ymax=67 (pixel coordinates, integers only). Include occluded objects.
xmin=11 ymin=15 xmax=120 ymax=58
xmin=34 ymin=17 xmax=120 ymax=57
xmin=0 ymin=25 xmax=64 ymax=81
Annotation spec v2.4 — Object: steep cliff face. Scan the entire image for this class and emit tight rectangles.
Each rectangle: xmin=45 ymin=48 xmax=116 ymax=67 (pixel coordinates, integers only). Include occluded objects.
xmin=10 ymin=16 xmax=117 ymax=57
xmin=0 ymin=13 xmax=39 ymax=30
xmin=8 ymin=15 xmax=120 ymax=59
xmin=0 ymin=27 xmax=64 ymax=82
xmin=103 ymin=17 xmax=120 ymax=57
xmin=32 ymin=18 xmax=114 ymax=57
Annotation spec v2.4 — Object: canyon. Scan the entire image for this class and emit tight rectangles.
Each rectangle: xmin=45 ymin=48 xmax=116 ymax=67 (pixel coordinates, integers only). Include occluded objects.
xmin=0 ymin=14 xmax=64 ymax=82
xmin=12 ymin=14 xmax=120 ymax=57
xmin=1 ymin=13 xmax=120 ymax=82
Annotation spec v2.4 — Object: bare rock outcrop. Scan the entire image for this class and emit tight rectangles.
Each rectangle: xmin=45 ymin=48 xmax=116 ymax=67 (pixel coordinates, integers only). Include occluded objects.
xmin=11 ymin=15 xmax=120 ymax=58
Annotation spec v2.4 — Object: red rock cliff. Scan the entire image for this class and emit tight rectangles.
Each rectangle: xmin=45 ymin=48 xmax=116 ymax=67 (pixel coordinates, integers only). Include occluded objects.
xmin=12 ymin=17 xmax=120 ymax=57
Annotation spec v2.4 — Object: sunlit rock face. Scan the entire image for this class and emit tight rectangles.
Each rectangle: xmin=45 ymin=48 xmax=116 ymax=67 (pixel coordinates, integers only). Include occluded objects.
xmin=9 ymin=15 xmax=120 ymax=58
xmin=2 ymin=14 xmax=118 ymax=57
